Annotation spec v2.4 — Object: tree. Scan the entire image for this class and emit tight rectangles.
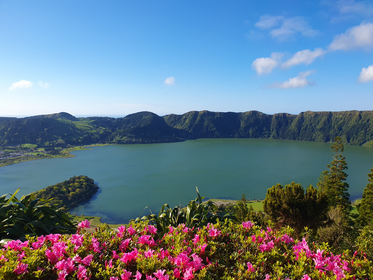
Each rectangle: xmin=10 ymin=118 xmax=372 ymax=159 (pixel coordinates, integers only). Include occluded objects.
xmin=358 ymin=166 xmax=373 ymax=225
xmin=317 ymin=136 xmax=351 ymax=214
xmin=235 ymin=194 xmax=249 ymax=223
xmin=263 ymin=182 xmax=328 ymax=234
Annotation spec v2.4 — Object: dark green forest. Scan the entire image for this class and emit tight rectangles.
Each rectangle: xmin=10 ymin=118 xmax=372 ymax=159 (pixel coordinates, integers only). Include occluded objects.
xmin=33 ymin=175 xmax=99 ymax=210
xmin=1 ymin=110 xmax=373 ymax=147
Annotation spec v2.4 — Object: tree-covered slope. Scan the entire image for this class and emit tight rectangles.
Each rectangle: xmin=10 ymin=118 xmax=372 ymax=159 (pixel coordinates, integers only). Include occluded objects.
xmin=108 ymin=111 xmax=186 ymax=143
xmin=1 ymin=110 xmax=373 ymax=147
xmin=164 ymin=110 xmax=373 ymax=146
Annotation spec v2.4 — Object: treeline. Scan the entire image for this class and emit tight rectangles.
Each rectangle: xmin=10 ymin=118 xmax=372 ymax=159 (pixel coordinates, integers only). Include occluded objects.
xmin=34 ymin=175 xmax=99 ymax=210
xmin=1 ymin=110 xmax=373 ymax=147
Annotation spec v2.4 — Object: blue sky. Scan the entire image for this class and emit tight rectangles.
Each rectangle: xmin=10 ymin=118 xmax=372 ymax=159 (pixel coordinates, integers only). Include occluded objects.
xmin=1 ymin=0 xmax=373 ymax=117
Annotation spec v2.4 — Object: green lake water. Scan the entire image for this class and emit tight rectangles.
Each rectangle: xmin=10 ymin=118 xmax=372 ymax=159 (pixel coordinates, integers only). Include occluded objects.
xmin=1 ymin=138 xmax=373 ymax=224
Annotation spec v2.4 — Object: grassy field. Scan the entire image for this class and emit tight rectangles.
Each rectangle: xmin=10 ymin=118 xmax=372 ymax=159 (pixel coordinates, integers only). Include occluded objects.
xmin=207 ymin=198 xmax=264 ymax=212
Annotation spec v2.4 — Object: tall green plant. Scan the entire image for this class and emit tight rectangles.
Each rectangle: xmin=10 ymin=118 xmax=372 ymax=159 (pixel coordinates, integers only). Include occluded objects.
xmin=0 ymin=189 xmax=76 ymax=240
xmin=137 ymin=187 xmax=233 ymax=236
xmin=317 ymin=136 xmax=351 ymax=214
xmin=358 ymin=166 xmax=373 ymax=225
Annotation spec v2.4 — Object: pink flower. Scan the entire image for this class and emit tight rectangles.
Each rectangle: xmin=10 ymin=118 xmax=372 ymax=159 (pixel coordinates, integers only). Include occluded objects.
xmin=78 ymin=220 xmax=91 ymax=229
xmin=183 ymin=267 xmax=194 ymax=280
xmin=192 ymin=234 xmax=200 ymax=245
xmin=77 ymin=265 xmax=88 ymax=280
xmin=112 ymin=250 xmax=120 ymax=259
xmin=174 ymin=252 xmax=190 ymax=268
xmin=146 ymin=276 xmax=156 ymax=280
xmin=121 ymin=269 xmax=132 ymax=280
xmin=138 ymin=235 xmax=155 ymax=246
xmin=247 ymin=262 xmax=255 ymax=273
xmin=55 ymin=258 xmax=76 ymax=274
xmin=259 ymin=241 xmax=274 ymax=252
xmin=173 ymin=268 xmax=181 ymax=278
xmin=110 ymin=278 xmax=119 ymax=280
xmin=120 ymin=238 xmax=131 ymax=251
xmin=265 ymin=274 xmax=270 ymax=280
xmin=144 ymin=249 xmax=155 ymax=258
xmin=154 ymin=269 xmax=169 ymax=280
xmin=58 ymin=270 xmax=68 ymax=280
xmin=14 ymin=263 xmax=28 ymax=275
xmin=197 ymin=244 xmax=207 ymax=254
xmin=105 ymin=259 xmax=113 ymax=268
xmin=301 ymin=275 xmax=311 ymax=280
xmin=46 ymin=233 xmax=62 ymax=245
xmin=135 ymin=271 xmax=142 ymax=280
xmin=72 ymin=254 xmax=82 ymax=263
xmin=280 ymin=234 xmax=294 ymax=245
xmin=45 ymin=249 xmax=58 ymax=264
xmin=82 ymin=254 xmax=93 ymax=266
xmin=208 ymin=228 xmax=221 ymax=237
xmin=127 ymin=226 xmax=136 ymax=235
xmin=147 ymin=225 xmax=157 ymax=234
xmin=120 ymin=248 xmax=139 ymax=264
xmin=190 ymin=253 xmax=204 ymax=271
xmin=242 ymin=221 xmax=254 ymax=229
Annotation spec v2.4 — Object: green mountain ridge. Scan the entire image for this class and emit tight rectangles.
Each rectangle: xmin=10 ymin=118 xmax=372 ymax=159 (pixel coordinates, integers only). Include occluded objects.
xmin=1 ymin=110 xmax=373 ymax=147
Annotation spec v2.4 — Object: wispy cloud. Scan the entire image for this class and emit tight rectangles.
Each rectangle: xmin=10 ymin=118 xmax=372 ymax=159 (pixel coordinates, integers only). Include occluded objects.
xmin=333 ymin=0 xmax=373 ymax=16
xmin=252 ymin=52 xmax=283 ymax=75
xmin=358 ymin=65 xmax=373 ymax=82
xmin=255 ymin=15 xmax=319 ymax=40
xmin=282 ymin=48 xmax=327 ymax=68
xmin=164 ymin=76 xmax=175 ymax=85
xmin=329 ymin=22 xmax=373 ymax=51
xmin=269 ymin=71 xmax=316 ymax=89
xmin=9 ymin=80 xmax=33 ymax=90
xmin=255 ymin=15 xmax=284 ymax=29
xmin=321 ymin=0 xmax=373 ymax=22
xmin=39 ymin=81 xmax=50 ymax=88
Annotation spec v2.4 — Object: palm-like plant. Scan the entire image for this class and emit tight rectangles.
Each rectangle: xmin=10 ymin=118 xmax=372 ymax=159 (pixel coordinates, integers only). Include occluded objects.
xmin=0 ymin=189 xmax=76 ymax=240
xmin=137 ymin=187 xmax=233 ymax=236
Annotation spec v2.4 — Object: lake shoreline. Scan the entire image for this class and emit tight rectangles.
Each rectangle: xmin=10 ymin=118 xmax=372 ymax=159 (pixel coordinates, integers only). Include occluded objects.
xmin=0 ymin=144 xmax=108 ymax=168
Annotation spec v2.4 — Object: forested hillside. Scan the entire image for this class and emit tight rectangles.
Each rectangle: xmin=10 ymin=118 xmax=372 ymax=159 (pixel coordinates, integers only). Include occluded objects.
xmin=1 ymin=110 xmax=373 ymax=147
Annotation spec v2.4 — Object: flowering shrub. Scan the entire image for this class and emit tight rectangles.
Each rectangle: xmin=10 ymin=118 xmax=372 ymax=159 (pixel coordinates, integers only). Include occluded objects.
xmin=0 ymin=220 xmax=372 ymax=279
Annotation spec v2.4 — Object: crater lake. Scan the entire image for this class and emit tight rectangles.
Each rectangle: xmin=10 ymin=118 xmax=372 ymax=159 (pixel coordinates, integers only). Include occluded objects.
xmin=1 ymin=138 xmax=373 ymax=224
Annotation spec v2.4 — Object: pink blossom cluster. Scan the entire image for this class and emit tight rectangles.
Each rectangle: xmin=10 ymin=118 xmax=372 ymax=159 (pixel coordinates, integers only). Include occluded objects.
xmin=0 ymin=220 xmax=371 ymax=279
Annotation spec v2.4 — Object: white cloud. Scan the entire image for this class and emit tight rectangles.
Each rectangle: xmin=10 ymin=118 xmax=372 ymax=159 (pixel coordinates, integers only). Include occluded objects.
xmin=255 ymin=15 xmax=284 ymax=29
xmin=9 ymin=80 xmax=33 ymax=90
xmin=338 ymin=0 xmax=373 ymax=16
xmin=269 ymin=71 xmax=316 ymax=89
xmin=252 ymin=52 xmax=283 ymax=75
xmin=358 ymin=65 xmax=373 ymax=82
xmin=255 ymin=15 xmax=319 ymax=40
xmin=38 ymin=81 xmax=50 ymax=88
xmin=329 ymin=22 xmax=373 ymax=50
xmin=164 ymin=76 xmax=175 ymax=85
xmin=282 ymin=48 xmax=327 ymax=68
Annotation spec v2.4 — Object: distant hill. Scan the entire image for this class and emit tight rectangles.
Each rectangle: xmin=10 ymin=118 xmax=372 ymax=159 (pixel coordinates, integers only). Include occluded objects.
xmin=1 ymin=110 xmax=373 ymax=147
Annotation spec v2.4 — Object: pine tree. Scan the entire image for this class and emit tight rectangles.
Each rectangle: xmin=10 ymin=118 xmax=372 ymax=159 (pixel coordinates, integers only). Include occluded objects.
xmin=263 ymin=182 xmax=328 ymax=233
xmin=317 ymin=136 xmax=351 ymax=214
xmin=358 ymin=166 xmax=373 ymax=225
xmin=235 ymin=194 xmax=249 ymax=223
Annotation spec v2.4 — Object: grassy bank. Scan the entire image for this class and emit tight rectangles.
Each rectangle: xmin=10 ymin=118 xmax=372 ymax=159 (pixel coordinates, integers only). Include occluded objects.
xmin=0 ymin=144 xmax=107 ymax=168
